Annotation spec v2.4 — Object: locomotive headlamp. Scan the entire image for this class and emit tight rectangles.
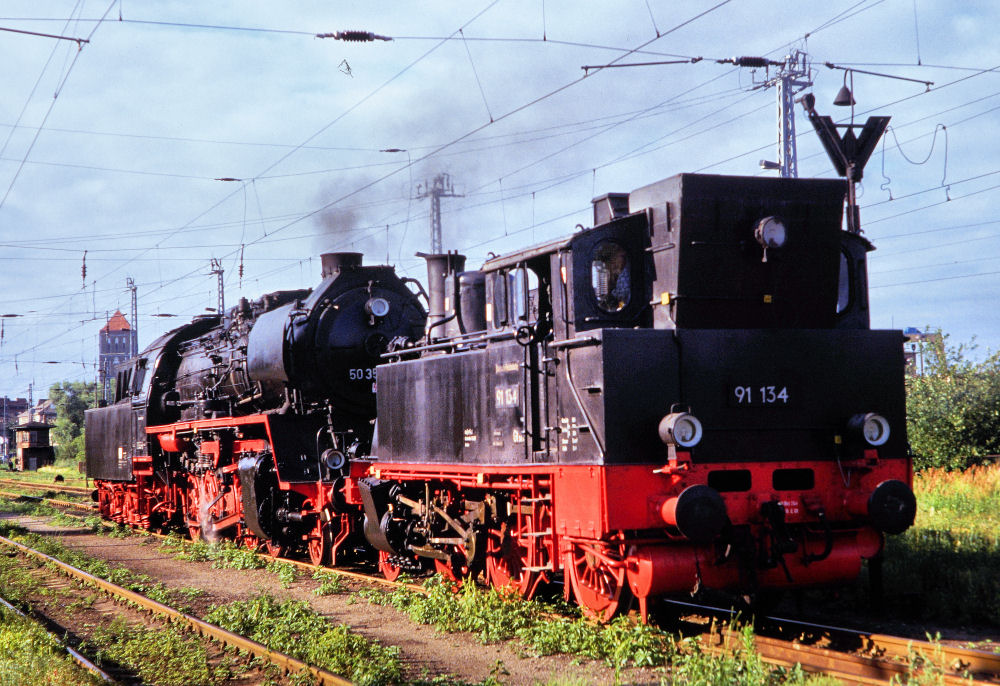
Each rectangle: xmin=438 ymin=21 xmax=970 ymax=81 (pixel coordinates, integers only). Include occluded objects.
xmin=365 ymin=297 xmax=391 ymax=318
xmin=848 ymin=412 xmax=891 ymax=447
xmin=321 ymin=448 xmax=346 ymax=471
xmin=754 ymin=216 xmax=787 ymax=250
xmin=658 ymin=412 xmax=703 ymax=448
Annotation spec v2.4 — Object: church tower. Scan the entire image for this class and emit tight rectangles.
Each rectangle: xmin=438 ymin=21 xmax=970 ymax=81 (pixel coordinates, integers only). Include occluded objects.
xmin=99 ymin=310 xmax=137 ymax=402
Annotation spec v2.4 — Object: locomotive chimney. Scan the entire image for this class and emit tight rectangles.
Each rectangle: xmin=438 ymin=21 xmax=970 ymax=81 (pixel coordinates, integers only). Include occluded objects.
xmin=320 ymin=252 xmax=362 ymax=278
xmin=418 ymin=251 xmax=466 ymax=338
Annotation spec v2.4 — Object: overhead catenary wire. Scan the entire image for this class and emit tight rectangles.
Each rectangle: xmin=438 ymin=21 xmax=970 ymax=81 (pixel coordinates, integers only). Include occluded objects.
xmin=0 ymin=0 xmax=117 ymax=212
xmin=2 ymin=1 xmax=997 ymax=392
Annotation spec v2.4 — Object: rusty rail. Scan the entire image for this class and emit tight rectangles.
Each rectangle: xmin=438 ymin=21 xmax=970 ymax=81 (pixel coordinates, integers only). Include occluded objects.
xmin=868 ymin=633 xmax=1000 ymax=682
xmin=0 ymin=489 xmax=95 ymax=512
xmin=0 ymin=478 xmax=91 ymax=495
xmin=666 ymin=599 xmax=998 ymax=685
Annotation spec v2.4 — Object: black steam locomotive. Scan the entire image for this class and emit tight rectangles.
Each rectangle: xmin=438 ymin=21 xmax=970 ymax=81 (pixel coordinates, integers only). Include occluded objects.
xmin=85 ymin=253 xmax=426 ymax=561
xmin=365 ymin=172 xmax=915 ymax=619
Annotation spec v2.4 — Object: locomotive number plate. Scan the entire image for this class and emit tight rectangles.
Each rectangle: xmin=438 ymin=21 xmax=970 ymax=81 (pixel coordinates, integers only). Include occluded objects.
xmin=730 ymin=385 xmax=790 ymax=406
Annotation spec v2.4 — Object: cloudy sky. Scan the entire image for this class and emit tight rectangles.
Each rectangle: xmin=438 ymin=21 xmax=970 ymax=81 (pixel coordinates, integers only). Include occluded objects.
xmin=2 ymin=1 xmax=999 ymax=401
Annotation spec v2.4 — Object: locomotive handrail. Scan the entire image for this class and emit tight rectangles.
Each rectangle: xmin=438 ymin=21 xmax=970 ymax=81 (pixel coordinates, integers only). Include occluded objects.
xmin=548 ymin=335 xmax=600 ymax=350
xmin=380 ymin=329 xmax=515 ymax=358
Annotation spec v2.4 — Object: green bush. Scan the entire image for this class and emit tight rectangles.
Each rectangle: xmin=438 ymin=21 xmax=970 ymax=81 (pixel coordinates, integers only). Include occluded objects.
xmin=47 ymin=381 xmax=97 ymax=466
xmin=906 ymin=333 xmax=1000 ymax=470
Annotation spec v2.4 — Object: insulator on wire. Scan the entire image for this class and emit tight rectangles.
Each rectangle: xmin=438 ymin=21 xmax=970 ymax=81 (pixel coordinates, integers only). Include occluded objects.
xmin=316 ymin=30 xmax=392 ymax=42
xmin=733 ymin=56 xmax=771 ymax=68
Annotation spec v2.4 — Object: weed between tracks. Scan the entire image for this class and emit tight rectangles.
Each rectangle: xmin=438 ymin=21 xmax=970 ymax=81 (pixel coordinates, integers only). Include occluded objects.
xmin=206 ymin=594 xmax=403 ymax=685
xmin=0 ymin=520 xmax=193 ymax=612
xmin=0 ymin=604 xmax=104 ymax=686
xmin=158 ymin=534 xmax=299 ymax=586
xmin=87 ymin=618 xmax=238 ymax=686
xmin=312 ymin=569 xmax=349 ymax=595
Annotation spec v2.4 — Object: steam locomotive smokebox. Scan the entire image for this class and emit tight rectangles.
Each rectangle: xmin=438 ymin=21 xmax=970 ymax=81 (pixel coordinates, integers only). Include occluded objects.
xmin=628 ymin=174 xmax=847 ymax=329
xmin=321 ymin=252 xmax=362 ymax=278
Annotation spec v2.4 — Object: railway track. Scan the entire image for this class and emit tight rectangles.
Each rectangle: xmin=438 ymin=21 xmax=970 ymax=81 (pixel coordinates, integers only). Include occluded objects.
xmin=666 ymin=598 xmax=1000 ymax=685
xmin=4 ymin=491 xmax=998 ymax=684
xmin=0 ymin=488 xmax=96 ymax=512
xmin=0 ymin=477 xmax=92 ymax=496
xmin=0 ymin=532 xmax=353 ymax=686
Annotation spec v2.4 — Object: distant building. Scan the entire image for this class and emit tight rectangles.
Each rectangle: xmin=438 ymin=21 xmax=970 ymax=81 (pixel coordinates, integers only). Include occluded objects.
xmin=17 ymin=399 xmax=57 ymax=425
xmin=903 ymin=328 xmax=942 ymax=376
xmin=13 ymin=421 xmax=55 ymax=471
xmin=0 ymin=397 xmax=31 ymax=464
xmin=99 ymin=310 xmax=138 ymax=402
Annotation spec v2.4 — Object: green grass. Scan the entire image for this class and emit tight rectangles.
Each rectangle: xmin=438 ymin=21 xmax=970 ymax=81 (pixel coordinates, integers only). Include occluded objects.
xmin=158 ymin=535 xmax=299 ymax=586
xmin=0 ymin=495 xmax=67 ymax=520
xmin=0 ymin=464 xmax=87 ymax=486
xmin=0 ymin=605 xmax=104 ymax=686
xmin=312 ymin=569 xmax=348 ymax=595
xmin=88 ymin=617 xmax=235 ymax=686
xmin=205 ymin=593 xmax=403 ymax=686
xmin=359 ymin=576 xmax=667 ymax=670
xmin=668 ymin=626 xmax=836 ymax=686
xmin=0 ymin=553 xmax=54 ymax=605
xmin=360 ymin=576 xmax=853 ymax=684
xmin=879 ymin=465 xmax=1000 ymax=625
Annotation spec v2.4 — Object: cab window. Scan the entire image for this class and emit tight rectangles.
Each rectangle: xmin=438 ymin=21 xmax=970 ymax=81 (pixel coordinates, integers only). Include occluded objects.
xmin=492 ymin=271 xmax=508 ymax=327
xmin=510 ymin=265 xmax=540 ymax=323
xmin=591 ymin=240 xmax=630 ymax=312
xmin=836 ymin=250 xmax=851 ymax=314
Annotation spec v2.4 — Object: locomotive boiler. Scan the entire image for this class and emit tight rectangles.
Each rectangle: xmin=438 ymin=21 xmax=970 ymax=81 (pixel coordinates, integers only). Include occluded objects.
xmin=363 ymin=171 xmax=917 ymax=619
xmin=86 ymin=253 xmax=426 ymax=561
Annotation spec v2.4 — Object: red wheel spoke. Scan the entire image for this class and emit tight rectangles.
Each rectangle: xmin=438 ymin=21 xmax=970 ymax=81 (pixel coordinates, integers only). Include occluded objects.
xmin=566 ymin=543 xmax=630 ymax=622
xmin=378 ymin=550 xmax=403 ymax=581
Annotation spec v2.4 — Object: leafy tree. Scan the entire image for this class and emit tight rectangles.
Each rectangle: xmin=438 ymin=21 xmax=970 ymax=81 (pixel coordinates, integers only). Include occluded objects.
xmin=906 ymin=333 xmax=1000 ymax=470
xmin=48 ymin=381 xmax=98 ymax=464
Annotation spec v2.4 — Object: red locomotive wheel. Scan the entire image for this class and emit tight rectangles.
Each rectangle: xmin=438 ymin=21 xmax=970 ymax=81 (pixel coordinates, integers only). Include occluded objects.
xmin=378 ymin=550 xmax=403 ymax=581
xmin=187 ymin=524 xmax=202 ymax=542
xmin=307 ymin=522 xmax=332 ymax=566
xmin=486 ymin=528 xmax=539 ymax=599
xmin=264 ymin=539 xmax=288 ymax=558
xmin=565 ymin=543 xmax=630 ymax=622
xmin=433 ymin=545 xmax=476 ymax=584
